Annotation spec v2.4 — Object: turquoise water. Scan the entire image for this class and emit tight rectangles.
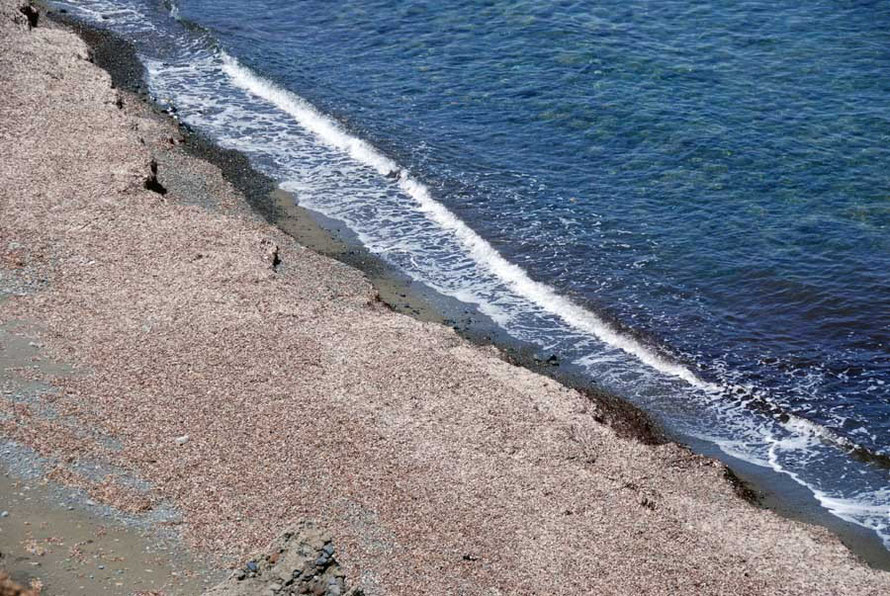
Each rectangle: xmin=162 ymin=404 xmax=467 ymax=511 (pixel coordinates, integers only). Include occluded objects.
xmin=55 ymin=0 xmax=890 ymax=548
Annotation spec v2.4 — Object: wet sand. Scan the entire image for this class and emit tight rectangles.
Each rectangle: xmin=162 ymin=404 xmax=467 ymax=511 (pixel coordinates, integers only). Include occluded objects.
xmin=2 ymin=2 xmax=890 ymax=595
xmin=0 ymin=469 xmax=217 ymax=594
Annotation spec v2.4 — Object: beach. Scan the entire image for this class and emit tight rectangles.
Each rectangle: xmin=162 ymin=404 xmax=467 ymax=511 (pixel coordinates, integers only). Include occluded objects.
xmin=1 ymin=2 xmax=890 ymax=594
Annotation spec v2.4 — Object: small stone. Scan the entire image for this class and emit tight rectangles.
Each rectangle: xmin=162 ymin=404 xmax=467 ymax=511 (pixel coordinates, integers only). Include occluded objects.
xmin=268 ymin=582 xmax=282 ymax=591
xmin=246 ymin=560 xmax=258 ymax=573
xmin=174 ymin=434 xmax=189 ymax=445
xmin=322 ymin=543 xmax=334 ymax=556
xmin=0 ymin=511 xmax=8 ymax=518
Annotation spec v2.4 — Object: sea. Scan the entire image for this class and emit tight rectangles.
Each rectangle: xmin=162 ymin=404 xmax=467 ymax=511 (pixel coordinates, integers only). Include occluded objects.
xmin=51 ymin=0 xmax=890 ymax=551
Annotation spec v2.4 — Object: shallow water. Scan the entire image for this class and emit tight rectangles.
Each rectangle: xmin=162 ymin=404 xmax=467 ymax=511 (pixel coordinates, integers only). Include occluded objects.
xmin=53 ymin=0 xmax=890 ymax=549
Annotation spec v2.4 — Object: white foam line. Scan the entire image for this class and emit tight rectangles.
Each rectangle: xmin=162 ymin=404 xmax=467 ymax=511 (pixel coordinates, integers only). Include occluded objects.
xmin=782 ymin=413 xmax=862 ymax=452
xmin=220 ymin=53 xmax=716 ymax=390
xmin=767 ymin=438 xmax=890 ymax=545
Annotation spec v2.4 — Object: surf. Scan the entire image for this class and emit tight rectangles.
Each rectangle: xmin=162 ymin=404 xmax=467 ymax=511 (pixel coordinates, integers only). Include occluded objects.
xmin=221 ymin=53 xmax=713 ymax=391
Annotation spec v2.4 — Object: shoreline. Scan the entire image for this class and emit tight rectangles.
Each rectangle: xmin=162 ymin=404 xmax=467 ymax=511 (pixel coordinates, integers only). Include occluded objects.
xmin=63 ymin=6 xmax=671 ymax=450
xmin=54 ymin=6 xmax=890 ymax=570
xmin=3 ymin=2 xmax=890 ymax=593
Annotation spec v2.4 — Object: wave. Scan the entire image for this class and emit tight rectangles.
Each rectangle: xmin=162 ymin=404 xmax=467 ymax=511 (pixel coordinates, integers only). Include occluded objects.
xmin=766 ymin=428 xmax=890 ymax=540
xmin=221 ymin=54 xmax=890 ymax=472
xmin=220 ymin=53 xmax=714 ymax=391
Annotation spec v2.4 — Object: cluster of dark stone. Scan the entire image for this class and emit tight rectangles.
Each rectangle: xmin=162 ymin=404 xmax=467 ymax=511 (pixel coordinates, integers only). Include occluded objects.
xmin=218 ymin=524 xmax=363 ymax=596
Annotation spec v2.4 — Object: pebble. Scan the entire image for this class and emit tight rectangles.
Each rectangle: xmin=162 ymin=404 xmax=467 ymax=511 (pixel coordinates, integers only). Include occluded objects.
xmin=174 ymin=434 xmax=190 ymax=445
xmin=0 ymin=510 xmax=8 ymax=518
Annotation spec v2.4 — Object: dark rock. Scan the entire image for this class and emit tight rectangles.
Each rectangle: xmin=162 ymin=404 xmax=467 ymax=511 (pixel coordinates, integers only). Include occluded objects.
xmin=19 ymin=4 xmax=38 ymax=29
xmin=204 ymin=523 xmax=357 ymax=596
xmin=144 ymin=159 xmax=167 ymax=195
xmin=533 ymin=353 xmax=560 ymax=366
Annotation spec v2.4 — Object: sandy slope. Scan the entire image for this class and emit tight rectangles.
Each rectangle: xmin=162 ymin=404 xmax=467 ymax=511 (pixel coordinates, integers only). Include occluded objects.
xmin=1 ymin=2 xmax=889 ymax=594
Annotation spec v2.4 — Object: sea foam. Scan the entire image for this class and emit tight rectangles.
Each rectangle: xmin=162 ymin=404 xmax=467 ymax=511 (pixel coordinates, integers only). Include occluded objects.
xmin=221 ymin=53 xmax=712 ymax=390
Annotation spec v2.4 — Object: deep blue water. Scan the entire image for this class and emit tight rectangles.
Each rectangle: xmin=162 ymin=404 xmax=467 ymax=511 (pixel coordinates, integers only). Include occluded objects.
xmin=55 ymin=0 xmax=890 ymax=547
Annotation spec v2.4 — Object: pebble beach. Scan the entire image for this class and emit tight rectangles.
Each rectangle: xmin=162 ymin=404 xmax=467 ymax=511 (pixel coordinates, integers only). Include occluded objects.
xmin=1 ymin=2 xmax=890 ymax=594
